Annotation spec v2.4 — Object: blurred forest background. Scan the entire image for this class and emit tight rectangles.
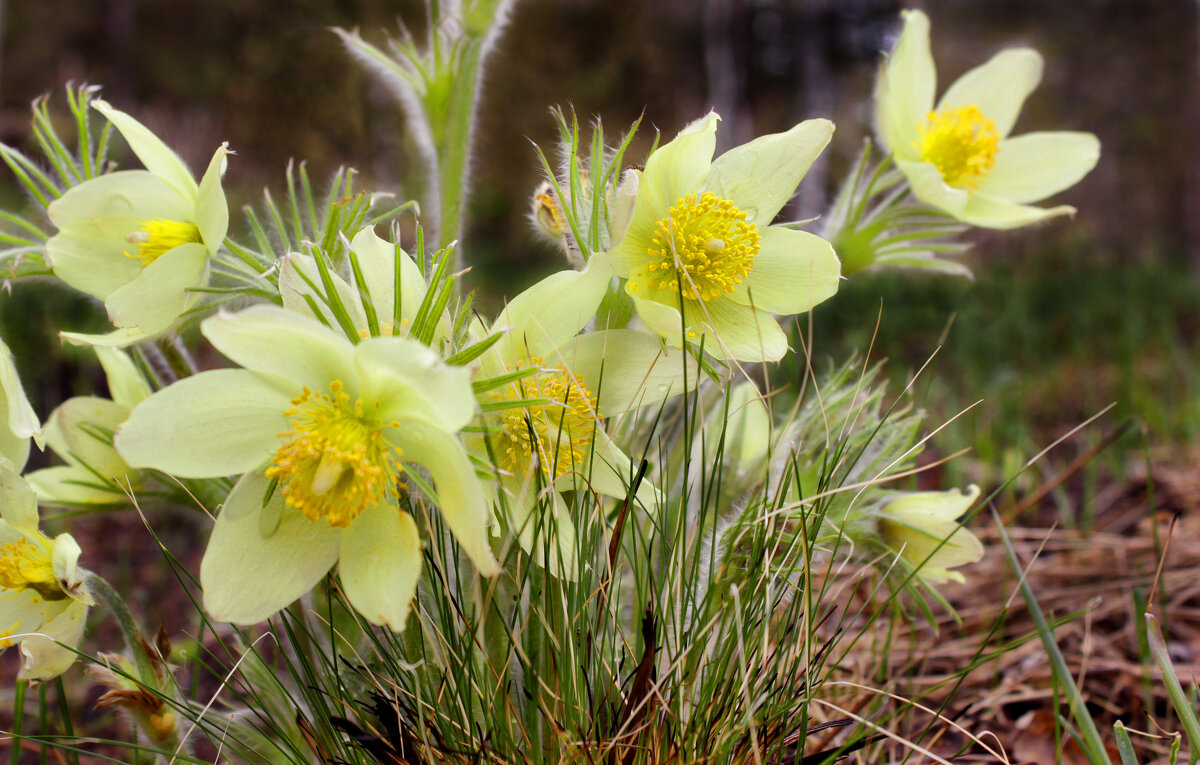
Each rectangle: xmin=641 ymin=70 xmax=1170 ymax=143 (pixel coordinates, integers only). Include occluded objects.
xmin=4 ymin=0 xmax=1199 ymax=484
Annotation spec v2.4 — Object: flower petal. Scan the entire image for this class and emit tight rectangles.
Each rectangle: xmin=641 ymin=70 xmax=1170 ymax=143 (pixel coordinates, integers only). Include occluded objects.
xmin=47 ymin=170 xmax=193 ymax=229
xmin=557 ymin=329 xmax=692 ymax=414
xmin=279 ymin=252 xmax=367 ymax=329
xmin=95 ymin=347 xmax=151 ymax=408
xmin=876 ymin=9 xmax=936 ymax=159
xmin=979 ymin=131 xmax=1100 ymax=204
xmin=104 ymin=242 xmax=208 ymax=335
xmin=0 ymin=464 xmax=39 ymax=530
xmin=355 ymin=336 xmax=476 ymax=432
xmin=59 ymin=326 xmax=161 ymax=348
xmin=18 ymin=601 xmax=88 ymax=681
xmin=495 ymin=253 xmax=612 ymax=361
xmin=642 ymin=112 xmax=719 ymax=211
xmin=735 ymin=226 xmax=840 ymax=316
xmin=705 ymin=119 xmax=834 ymax=227
xmin=699 ymin=298 xmax=789 ymax=362
xmin=46 ymin=218 xmax=146 ymax=300
xmin=613 ymin=114 xmax=718 ymax=274
xmin=92 ymin=100 xmax=198 ymax=202
xmin=501 ymin=474 xmax=577 ymax=578
xmin=43 ymin=397 xmax=129 ymax=476
xmin=116 ymin=369 xmax=291 ymax=478
xmin=201 ymin=472 xmax=340 ymax=624
xmin=896 ymin=158 xmax=969 ymax=218
xmin=50 ymin=533 xmax=86 ymax=593
xmin=570 ymin=427 xmax=657 ymax=513
xmin=348 ymin=227 xmax=427 ymax=330
xmin=338 ymin=505 xmax=421 ymax=630
xmin=0 ymin=336 xmax=41 ymax=463
xmin=195 ymin=144 xmax=230 ymax=250
xmin=389 ymin=420 xmax=499 ymax=575
xmin=937 ymin=48 xmax=1042 ymax=137
xmin=960 ymin=192 xmax=1075 ymax=230
xmin=202 ymin=305 xmax=356 ymax=393
xmin=26 ymin=466 xmax=130 ymax=505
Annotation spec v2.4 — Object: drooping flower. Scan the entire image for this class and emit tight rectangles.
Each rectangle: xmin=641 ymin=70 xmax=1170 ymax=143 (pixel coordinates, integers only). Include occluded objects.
xmin=0 ymin=466 xmax=93 ymax=681
xmin=610 ymin=112 xmax=840 ymax=362
xmin=114 ymin=305 xmax=498 ymax=630
xmin=877 ymin=484 xmax=984 ymax=584
xmin=27 ymin=347 xmax=149 ymax=504
xmin=475 ymin=254 xmax=686 ymax=572
xmin=47 ymin=99 xmax=229 ymax=346
xmin=875 ymin=10 xmax=1099 ymax=229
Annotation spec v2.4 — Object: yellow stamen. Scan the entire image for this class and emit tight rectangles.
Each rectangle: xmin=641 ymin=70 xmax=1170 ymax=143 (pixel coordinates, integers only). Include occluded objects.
xmin=264 ymin=380 xmax=403 ymax=528
xmin=916 ymin=105 xmax=1000 ymax=189
xmin=643 ymin=192 xmax=759 ymax=303
xmin=492 ymin=358 xmax=599 ymax=481
xmin=124 ymin=219 xmax=202 ymax=266
xmin=0 ymin=537 xmax=65 ymax=601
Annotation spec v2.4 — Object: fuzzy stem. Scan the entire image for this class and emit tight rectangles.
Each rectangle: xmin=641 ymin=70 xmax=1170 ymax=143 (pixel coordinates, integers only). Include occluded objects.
xmin=87 ymin=574 xmax=157 ymax=685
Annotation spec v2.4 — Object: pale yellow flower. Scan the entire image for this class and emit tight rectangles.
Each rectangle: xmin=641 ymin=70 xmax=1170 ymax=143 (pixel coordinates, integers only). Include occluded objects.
xmin=878 ymin=485 xmax=984 ymax=584
xmin=876 ymin=10 xmax=1099 ymax=229
xmin=0 ymin=467 xmax=93 ymax=680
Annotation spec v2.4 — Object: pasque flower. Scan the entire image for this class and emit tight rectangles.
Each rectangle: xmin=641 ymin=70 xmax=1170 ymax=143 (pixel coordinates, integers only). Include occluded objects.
xmin=875 ymin=10 xmax=1099 ymax=229
xmin=0 ymin=466 xmax=93 ymax=680
xmin=610 ymin=112 xmax=840 ymax=362
xmin=877 ymin=484 xmax=984 ymax=584
xmin=47 ymin=99 xmax=229 ymax=346
xmin=474 ymin=254 xmax=684 ymax=572
xmin=115 ymin=305 xmax=498 ymax=630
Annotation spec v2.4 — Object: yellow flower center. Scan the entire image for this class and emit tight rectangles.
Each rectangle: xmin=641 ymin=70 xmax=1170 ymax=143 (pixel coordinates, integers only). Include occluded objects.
xmin=643 ymin=192 xmax=759 ymax=303
xmin=124 ymin=219 xmax=202 ymax=266
xmin=0 ymin=537 xmax=65 ymax=601
xmin=264 ymin=381 xmax=403 ymax=528
xmin=916 ymin=105 xmax=1000 ymax=189
xmin=492 ymin=359 xmax=599 ymax=481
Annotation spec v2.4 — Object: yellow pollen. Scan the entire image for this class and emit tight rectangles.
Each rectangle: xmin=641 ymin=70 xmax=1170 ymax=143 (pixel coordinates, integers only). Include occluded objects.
xmin=264 ymin=380 xmax=403 ymax=528
xmin=646 ymin=192 xmax=759 ymax=303
xmin=124 ymin=219 xmax=202 ymax=266
xmin=492 ymin=358 xmax=599 ymax=481
xmin=916 ymin=104 xmax=1000 ymax=189
xmin=0 ymin=537 xmax=65 ymax=601
xmin=356 ymin=318 xmax=410 ymax=340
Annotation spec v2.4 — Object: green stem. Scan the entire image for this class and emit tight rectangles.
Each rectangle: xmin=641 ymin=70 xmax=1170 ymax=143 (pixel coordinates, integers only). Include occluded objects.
xmin=158 ymin=336 xmax=198 ymax=380
xmin=53 ymin=677 xmax=81 ymax=765
xmin=87 ymin=574 xmax=157 ymax=685
xmin=11 ymin=679 xmax=26 ymax=765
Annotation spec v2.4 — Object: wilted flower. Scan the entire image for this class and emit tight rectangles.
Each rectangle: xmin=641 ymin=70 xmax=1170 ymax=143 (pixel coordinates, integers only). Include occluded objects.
xmin=0 ymin=466 xmax=93 ymax=680
xmin=115 ymin=305 xmax=498 ymax=630
xmin=875 ymin=10 xmax=1099 ymax=229
xmin=877 ymin=484 xmax=984 ymax=584
xmin=610 ymin=112 xmax=840 ymax=362
xmin=47 ymin=99 xmax=229 ymax=346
